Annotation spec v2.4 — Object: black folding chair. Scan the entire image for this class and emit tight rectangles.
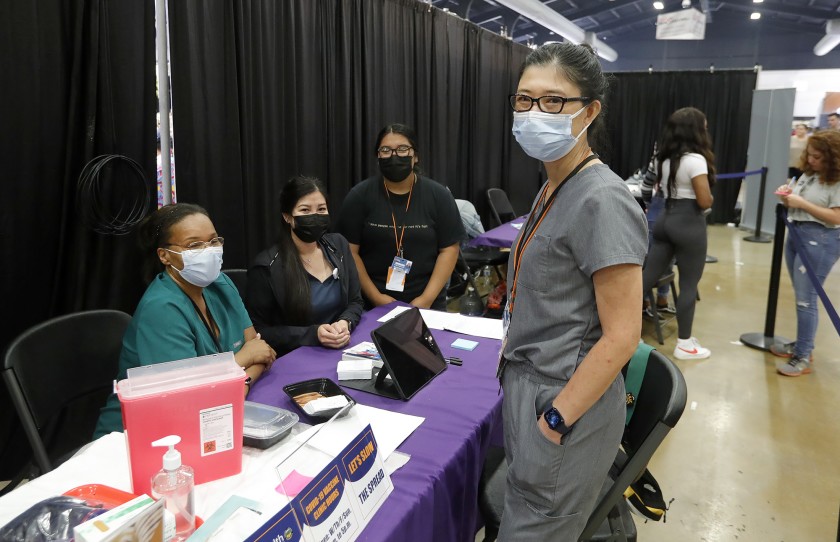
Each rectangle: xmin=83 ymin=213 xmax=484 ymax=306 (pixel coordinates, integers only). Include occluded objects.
xmin=487 ymin=188 xmax=516 ymax=227
xmin=2 ymin=310 xmax=131 ymax=491
xmin=223 ymin=268 xmax=248 ymax=298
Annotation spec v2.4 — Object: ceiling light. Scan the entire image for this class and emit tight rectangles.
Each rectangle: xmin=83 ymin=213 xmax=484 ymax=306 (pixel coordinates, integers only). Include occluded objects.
xmin=753 ymin=0 xmax=763 ymax=3
xmin=653 ymin=1 xmax=664 ymax=9
xmin=814 ymin=19 xmax=840 ymax=56
xmin=681 ymin=0 xmax=690 ymax=8
xmin=750 ymin=12 xmax=761 ymax=20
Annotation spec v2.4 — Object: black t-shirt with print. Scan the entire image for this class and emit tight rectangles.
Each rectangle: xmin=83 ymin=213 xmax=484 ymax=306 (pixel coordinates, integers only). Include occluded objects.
xmin=336 ymin=174 xmax=465 ymax=308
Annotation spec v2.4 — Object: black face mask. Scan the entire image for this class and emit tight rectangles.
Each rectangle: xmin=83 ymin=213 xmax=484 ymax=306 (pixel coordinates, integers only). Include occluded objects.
xmin=292 ymin=213 xmax=330 ymax=243
xmin=378 ymin=156 xmax=414 ymax=182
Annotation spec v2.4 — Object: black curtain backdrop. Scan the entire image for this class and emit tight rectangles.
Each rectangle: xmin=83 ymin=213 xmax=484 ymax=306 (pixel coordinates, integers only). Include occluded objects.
xmin=602 ymin=70 xmax=757 ymax=224
xmin=0 ymin=0 xmax=156 ymax=474
xmin=167 ymin=0 xmax=536 ymax=269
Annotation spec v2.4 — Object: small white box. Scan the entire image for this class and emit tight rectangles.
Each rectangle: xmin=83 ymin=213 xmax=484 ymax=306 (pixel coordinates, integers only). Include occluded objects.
xmin=337 ymin=358 xmax=374 ymax=381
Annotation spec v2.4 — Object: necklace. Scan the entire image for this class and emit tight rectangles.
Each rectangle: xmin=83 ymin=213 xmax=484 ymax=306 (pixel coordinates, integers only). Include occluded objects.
xmin=300 ymin=249 xmax=322 ymax=270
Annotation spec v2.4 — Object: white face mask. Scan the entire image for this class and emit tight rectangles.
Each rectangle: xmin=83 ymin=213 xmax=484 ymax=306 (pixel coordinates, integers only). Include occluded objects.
xmin=512 ymin=107 xmax=589 ymax=162
xmin=168 ymin=246 xmax=224 ymax=287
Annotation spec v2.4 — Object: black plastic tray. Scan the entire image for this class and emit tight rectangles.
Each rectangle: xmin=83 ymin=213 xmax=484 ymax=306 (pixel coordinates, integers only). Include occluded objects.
xmin=283 ymin=378 xmax=355 ymax=424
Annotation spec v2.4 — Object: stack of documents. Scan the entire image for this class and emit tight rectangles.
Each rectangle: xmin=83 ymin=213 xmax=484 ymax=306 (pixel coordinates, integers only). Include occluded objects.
xmin=337 ymin=358 xmax=374 ymax=381
xmin=342 ymin=341 xmax=383 ymax=368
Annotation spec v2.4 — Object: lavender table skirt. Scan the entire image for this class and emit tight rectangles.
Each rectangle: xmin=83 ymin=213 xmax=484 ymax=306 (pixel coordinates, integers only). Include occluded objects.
xmin=248 ymin=303 xmax=504 ymax=542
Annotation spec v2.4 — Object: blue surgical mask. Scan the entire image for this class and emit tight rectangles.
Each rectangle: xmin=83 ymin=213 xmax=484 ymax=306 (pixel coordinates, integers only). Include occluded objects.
xmin=168 ymin=246 xmax=224 ymax=287
xmin=512 ymin=108 xmax=589 ymax=162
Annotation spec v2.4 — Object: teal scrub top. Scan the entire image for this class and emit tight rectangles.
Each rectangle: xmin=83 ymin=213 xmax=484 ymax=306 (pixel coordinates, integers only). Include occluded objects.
xmin=93 ymin=271 xmax=252 ymax=438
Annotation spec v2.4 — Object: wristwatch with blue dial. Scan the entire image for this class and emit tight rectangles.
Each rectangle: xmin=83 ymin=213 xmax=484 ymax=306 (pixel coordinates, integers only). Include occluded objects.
xmin=542 ymin=406 xmax=573 ymax=436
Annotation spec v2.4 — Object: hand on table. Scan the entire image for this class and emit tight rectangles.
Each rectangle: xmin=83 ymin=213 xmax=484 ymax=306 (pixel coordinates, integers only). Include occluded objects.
xmin=318 ymin=323 xmax=350 ymax=349
xmin=236 ymin=333 xmax=276 ymax=370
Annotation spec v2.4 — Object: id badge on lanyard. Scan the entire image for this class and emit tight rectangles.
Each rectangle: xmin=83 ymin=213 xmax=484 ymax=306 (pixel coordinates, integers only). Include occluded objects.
xmin=386 ymin=255 xmax=413 ymax=292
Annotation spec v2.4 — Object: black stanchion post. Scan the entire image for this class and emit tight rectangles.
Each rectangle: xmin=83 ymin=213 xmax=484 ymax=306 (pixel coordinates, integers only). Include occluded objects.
xmin=744 ymin=167 xmax=772 ymax=243
xmin=741 ymin=204 xmax=792 ymax=350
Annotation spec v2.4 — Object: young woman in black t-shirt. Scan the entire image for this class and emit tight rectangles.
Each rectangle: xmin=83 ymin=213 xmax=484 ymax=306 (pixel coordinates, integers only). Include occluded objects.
xmin=336 ymin=124 xmax=464 ymax=311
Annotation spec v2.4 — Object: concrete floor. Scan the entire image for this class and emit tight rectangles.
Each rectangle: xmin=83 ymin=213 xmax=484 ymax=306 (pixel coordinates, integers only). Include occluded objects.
xmin=635 ymin=224 xmax=840 ymax=542
xmin=474 ymin=224 xmax=840 ymax=542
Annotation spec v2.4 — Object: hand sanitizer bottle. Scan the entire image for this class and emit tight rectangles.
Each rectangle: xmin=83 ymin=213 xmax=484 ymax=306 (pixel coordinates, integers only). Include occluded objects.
xmin=151 ymin=435 xmax=195 ymax=541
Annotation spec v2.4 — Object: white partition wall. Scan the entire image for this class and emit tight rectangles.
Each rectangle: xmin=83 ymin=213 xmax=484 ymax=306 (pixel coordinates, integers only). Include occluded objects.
xmin=741 ymin=88 xmax=796 ymax=236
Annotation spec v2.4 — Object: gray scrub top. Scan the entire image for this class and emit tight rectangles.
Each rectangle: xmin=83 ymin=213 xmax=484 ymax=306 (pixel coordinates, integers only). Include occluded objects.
xmin=503 ymin=163 xmax=648 ymax=382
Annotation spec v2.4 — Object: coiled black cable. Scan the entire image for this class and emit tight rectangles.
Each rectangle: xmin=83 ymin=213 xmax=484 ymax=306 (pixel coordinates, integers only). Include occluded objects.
xmin=77 ymin=154 xmax=152 ymax=235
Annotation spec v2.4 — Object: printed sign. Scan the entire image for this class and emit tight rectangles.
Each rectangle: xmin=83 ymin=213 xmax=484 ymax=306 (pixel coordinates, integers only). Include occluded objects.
xmin=656 ymin=8 xmax=706 ymax=40
xmin=245 ymin=425 xmax=392 ymax=542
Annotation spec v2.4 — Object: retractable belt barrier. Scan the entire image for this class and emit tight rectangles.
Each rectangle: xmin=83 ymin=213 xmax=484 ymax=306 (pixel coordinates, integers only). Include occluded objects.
xmin=714 ymin=167 xmax=770 ymax=243
xmin=781 ymin=208 xmax=840 ymax=337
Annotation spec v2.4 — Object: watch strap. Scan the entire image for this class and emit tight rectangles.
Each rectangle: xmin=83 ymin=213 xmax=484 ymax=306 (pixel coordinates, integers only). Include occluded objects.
xmin=543 ymin=406 xmax=573 ymax=435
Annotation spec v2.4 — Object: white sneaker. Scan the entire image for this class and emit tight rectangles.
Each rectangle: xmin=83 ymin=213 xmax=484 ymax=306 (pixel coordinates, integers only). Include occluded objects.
xmin=673 ymin=337 xmax=711 ymax=360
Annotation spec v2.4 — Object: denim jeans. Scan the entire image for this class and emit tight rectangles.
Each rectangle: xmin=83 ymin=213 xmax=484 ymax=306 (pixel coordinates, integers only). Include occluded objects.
xmin=784 ymin=222 xmax=840 ymax=358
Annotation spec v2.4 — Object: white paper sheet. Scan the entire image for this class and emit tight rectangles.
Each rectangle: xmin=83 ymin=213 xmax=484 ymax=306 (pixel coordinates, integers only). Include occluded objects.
xmin=376 ymin=306 xmax=412 ymax=322
xmin=443 ymin=316 xmax=504 ymax=340
xmin=378 ymin=307 xmax=503 ymax=340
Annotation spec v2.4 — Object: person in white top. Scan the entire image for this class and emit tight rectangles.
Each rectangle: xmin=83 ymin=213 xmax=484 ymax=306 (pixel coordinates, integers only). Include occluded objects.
xmin=788 ymin=124 xmax=809 ymax=180
xmin=641 ymin=107 xmax=715 ymax=360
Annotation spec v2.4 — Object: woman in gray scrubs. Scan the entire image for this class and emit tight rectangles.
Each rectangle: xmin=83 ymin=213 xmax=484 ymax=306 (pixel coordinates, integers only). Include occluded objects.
xmin=497 ymin=43 xmax=648 ymax=541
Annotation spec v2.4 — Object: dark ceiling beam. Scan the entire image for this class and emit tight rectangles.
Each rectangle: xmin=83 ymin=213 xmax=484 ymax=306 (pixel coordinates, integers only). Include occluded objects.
xmin=756 ymin=18 xmax=825 ymax=36
xmin=725 ymin=0 xmax=839 ymax=22
xmin=451 ymin=0 xmax=475 ymax=20
xmin=566 ymin=0 xmax=645 ymax=22
xmin=718 ymin=4 xmax=827 ymax=33
xmin=589 ymin=10 xmax=656 ymax=34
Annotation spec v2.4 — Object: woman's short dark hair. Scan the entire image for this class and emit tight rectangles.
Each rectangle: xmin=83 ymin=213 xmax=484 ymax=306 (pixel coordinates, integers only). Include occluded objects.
xmin=655 ymin=107 xmax=716 ymax=198
xmin=518 ymin=42 xmax=610 ymax=153
xmin=138 ymin=203 xmax=209 ymax=282
xmin=276 ymin=176 xmax=329 ymax=324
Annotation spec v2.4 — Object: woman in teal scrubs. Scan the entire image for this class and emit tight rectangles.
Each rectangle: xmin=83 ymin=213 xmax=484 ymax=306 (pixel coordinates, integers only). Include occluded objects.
xmin=94 ymin=203 xmax=276 ymax=438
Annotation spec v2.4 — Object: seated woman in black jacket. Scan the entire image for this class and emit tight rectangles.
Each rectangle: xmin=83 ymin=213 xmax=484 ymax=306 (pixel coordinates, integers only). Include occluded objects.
xmin=247 ymin=176 xmax=364 ymax=355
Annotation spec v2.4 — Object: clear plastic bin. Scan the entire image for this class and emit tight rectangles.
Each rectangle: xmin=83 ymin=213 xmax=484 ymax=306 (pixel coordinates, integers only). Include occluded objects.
xmin=243 ymin=401 xmax=298 ymax=449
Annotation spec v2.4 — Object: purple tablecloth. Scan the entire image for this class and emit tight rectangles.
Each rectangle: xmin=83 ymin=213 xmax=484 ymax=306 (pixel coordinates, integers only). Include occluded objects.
xmin=248 ymin=303 xmax=504 ymax=542
xmin=468 ymin=216 xmax=527 ymax=248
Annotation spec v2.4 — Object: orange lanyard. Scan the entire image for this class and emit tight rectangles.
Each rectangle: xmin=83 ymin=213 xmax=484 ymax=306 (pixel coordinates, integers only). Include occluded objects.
xmin=384 ymin=175 xmax=416 ymax=257
xmin=508 ymin=154 xmax=597 ymax=315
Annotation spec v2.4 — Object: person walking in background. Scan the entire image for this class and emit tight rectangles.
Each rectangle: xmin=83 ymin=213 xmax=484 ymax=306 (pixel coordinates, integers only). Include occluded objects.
xmin=498 ymin=42 xmax=647 ymax=540
xmin=640 ymin=143 xmax=676 ymax=318
xmin=641 ymin=107 xmax=715 ymax=360
xmin=772 ymin=130 xmax=840 ymax=376
xmin=828 ymin=112 xmax=839 ymax=131
xmin=788 ymin=123 xmax=809 ymax=180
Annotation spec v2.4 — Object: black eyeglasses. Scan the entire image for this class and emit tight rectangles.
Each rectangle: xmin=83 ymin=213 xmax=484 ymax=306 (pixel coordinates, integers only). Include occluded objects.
xmin=508 ymin=94 xmax=590 ymax=114
xmin=377 ymin=145 xmax=414 ymax=158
